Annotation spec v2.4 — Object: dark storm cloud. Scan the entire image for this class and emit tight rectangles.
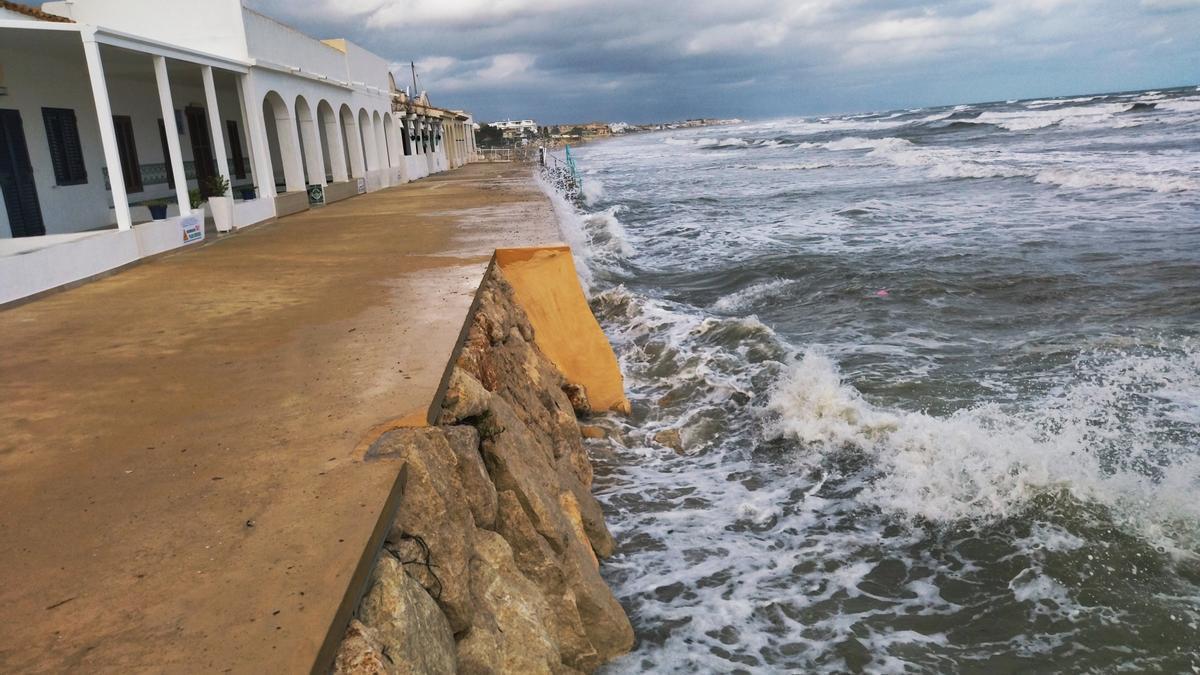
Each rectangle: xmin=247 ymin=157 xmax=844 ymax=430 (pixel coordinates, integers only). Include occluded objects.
xmin=244 ymin=0 xmax=1198 ymax=123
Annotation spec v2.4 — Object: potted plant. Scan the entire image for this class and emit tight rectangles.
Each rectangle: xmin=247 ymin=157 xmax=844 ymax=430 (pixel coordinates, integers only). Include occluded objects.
xmin=145 ymin=198 xmax=170 ymax=221
xmin=204 ymin=175 xmax=234 ymax=233
xmin=238 ymin=185 xmax=256 ymax=201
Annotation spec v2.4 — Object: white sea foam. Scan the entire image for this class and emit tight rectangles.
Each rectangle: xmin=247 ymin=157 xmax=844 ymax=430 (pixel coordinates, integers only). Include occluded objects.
xmin=764 ymin=347 xmax=1200 ymax=538
xmin=712 ymin=278 xmax=793 ymax=312
xmin=580 ymin=175 xmax=606 ymax=206
xmin=1159 ymin=98 xmax=1200 ymax=113
xmin=1034 ymin=168 xmax=1200 ymax=192
xmin=816 ymin=135 xmax=1197 ymax=192
xmin=534 ymin=169 xmax=598 ymax=289
xmin=735 ymin=162 xmax=832 ymax=172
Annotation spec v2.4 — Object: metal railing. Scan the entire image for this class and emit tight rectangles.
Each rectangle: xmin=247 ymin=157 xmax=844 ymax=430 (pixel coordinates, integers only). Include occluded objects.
xmin=477 ymin=146 xmax=542 ymax=163
xmin=539 ymin=146 xmax=581 ymax=199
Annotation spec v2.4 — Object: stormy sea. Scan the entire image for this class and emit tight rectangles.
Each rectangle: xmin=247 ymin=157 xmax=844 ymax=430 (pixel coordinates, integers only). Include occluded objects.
xmin=547 ymin=85 xmax=1200 ymax=673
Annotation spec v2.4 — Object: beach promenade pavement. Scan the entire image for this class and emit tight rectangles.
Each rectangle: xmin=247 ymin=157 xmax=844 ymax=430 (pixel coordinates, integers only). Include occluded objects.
xmin=0 ymin=163 xmax=560 ymax=673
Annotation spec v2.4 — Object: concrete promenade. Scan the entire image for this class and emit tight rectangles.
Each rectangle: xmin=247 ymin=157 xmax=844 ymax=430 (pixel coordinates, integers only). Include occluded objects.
xmin=0 ymin=164 xmax=560 ymax=673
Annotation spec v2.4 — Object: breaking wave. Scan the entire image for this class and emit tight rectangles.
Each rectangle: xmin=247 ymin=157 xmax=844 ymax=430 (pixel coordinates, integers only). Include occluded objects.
xmin=815 ymin=136 xmax=1198 ymax=192
xmin=765 ymin=347 xmax=1200 ymax=541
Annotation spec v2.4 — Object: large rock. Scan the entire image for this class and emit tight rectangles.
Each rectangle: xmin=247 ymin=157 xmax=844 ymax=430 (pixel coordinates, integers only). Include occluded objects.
xmin=456 ymin=529 xmax=563 ymax=674
xmin=357 ymin=557 xmax=456 ymax=675
xmin=332 ymin=620 xmax=391 ymax=675
xmin=439 ymin=368 xmax=492 ymax=424
xmin=454 ymin=272 xmax=615 ymax=560
xmin=495 ymin=489 xmax=596 ymax=669
xmin=446 ymin=422 xmax=499 ymax=531
xmin=367 ymin=426 xmax=487 ymax=633
xmin=483 ymin=400 xmax=634 ymax=669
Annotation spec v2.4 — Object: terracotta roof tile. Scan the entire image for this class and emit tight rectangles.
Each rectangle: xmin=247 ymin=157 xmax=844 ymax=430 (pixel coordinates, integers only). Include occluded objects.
xmin=0 ymin=1 xmax=73 ymax=23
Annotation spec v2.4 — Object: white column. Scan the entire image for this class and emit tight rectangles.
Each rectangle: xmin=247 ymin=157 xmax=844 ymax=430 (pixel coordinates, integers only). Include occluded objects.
xmin=237 ymin=74 xmax=273 ymax=199
xmin=412 ymin=114 xmax=422 ymax=156
xmin=390 ymin=115 xmax=409 ymax=183
xmin=363 ymin=117 xmax=380 ymax=171
xmin=454 ymin=122 xmax=462 ymax=166
xmin=201 ymin=66 xmax=231 ymax=194
xmin=374 ymin=117 xmax=388 ymax=171
xmin=81 ymin=34 xmax=131 ymax=230
xmin=325 ymin=112 xmax=348 ymax=182
xmin=427 ymin=118 xmax=436 ymax=171
xmin=344 ymin=111 xmax=365 ymax=179
xmin=154 ymin=55 xmax=189 ymax=216
xmin=458 ymin=122 xmax=466 ymax=166
xmin=297 ymin=105 xmax=325 ymax=186
xmin=385 ymin=117 xmax=398 ymax=169
xmin=274 ymin=106 xmax=306 ymax=193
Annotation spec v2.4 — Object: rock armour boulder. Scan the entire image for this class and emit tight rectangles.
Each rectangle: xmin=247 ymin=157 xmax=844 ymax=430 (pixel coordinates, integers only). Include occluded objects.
xmin=338 ymin=267 xmax=633 ymax=673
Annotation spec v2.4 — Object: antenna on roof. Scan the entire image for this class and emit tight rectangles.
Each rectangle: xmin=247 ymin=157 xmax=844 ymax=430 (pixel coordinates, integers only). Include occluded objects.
xmin=410 ymin=62 xmax=419 ymax=98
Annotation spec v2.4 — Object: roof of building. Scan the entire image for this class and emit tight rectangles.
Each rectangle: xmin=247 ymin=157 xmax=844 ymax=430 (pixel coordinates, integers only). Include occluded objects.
xmin=0 ymin=0 xmax=73 ymax=22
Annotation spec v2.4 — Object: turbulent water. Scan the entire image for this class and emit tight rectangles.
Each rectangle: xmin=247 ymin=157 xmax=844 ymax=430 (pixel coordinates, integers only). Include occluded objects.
xmin=547 ymin=85 xmax=1200 ymax=673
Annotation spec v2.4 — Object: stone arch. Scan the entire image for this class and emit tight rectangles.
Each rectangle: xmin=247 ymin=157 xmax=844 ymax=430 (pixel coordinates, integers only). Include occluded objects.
xmin=340 ymin=103 xmax=365 ymax=179
xmin=294 ymin=95 xmax=325 ymax=186
xmin=262 ymin=90 xmax=304 ymax=193
xmin=318 ymin=100 xmax=348 ymax=183
xmin=383 ymin=112 xmax=400 ymax=169
xmin=359 ymin=108 xmax=379 ymax=171
xmin=372 ymin=110 xmax=388 ymax=169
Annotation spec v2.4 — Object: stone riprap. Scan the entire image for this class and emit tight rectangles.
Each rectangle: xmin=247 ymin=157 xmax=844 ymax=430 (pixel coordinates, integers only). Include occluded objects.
xmin=337 ymin=267 xmax=634 ymax=674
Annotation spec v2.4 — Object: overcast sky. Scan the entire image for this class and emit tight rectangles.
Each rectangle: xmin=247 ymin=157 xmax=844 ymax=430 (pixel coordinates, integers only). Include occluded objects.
xmin=223 ymin=1 xmax=1197 ymax=122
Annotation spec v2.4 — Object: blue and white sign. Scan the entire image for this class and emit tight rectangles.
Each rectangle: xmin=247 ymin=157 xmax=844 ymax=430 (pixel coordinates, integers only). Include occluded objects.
xmin=181 ymin=213 xmax=204 ymax=244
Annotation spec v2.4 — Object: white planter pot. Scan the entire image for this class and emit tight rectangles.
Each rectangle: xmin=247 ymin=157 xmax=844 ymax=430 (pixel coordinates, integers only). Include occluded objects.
xmin=209 ymin=196 xmax=234 ymax=233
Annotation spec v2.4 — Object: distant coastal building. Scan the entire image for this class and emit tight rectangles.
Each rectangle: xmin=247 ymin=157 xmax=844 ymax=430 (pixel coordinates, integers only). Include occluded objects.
xmin=0 ymin=0 xmax=478 ymax=303
xmin=491 ymin=119 xmax=538 ymax=139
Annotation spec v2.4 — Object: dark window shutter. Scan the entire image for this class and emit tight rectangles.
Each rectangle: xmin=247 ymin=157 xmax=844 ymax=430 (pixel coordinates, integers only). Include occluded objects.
xmin=42 ymin=107 xmax=87 ymax=186
xmin=226 ymin=120 xmax=246 ymax=179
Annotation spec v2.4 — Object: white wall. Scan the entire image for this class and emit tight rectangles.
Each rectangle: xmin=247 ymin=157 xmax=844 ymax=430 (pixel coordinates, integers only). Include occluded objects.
xmin=0 ymin=38 xmax=111 ymax=236
xmin=243 ymin=10 xmax=345 ymax=79
xmin=0 ymin=38 xmax=251 ymax=237
xmin=342 ymin=42 xmax=391 ymax=93
xmin=42 ymin=0 xmax=249 ymax=60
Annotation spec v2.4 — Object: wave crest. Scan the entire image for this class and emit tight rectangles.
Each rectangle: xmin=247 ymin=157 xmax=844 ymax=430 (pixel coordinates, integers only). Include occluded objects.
xmin=765 ymin=347 xmax=1200 ymax=542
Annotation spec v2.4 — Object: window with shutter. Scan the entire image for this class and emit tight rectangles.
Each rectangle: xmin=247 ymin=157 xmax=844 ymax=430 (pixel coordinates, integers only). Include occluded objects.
xmin=41 ymin=107 xmax=87 ymax=186
xmin=227 ymin=120 xmax=246 ymax=179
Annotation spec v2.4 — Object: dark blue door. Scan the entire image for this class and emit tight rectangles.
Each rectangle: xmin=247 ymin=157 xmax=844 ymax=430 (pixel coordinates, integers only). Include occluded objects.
xmin=0 ymin=108 xmax=45 ymax=237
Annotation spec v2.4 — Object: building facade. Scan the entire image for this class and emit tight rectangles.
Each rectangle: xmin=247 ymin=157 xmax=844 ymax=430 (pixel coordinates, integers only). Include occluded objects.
xmin=0 ymin=0 xmax=478 ymax=302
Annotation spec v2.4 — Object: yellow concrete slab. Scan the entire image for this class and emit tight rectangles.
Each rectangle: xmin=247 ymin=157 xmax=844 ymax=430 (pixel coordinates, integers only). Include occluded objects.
xmin=495 ymin=246 xmax=631 ymax=414
xmin=0 ymin=164 xmax=560 ymax=673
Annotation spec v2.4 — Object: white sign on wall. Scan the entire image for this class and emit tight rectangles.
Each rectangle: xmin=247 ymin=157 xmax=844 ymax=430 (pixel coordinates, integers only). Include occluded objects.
xmin=356 ymin=177 xmax=367 ymax=195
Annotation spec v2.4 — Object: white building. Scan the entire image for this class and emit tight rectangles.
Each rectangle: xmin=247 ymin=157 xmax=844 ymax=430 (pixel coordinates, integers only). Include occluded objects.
xmin=491 ymin=119 xmax=537 ymax=137
xmin=0 ymin=0 xmax=479 ymax=303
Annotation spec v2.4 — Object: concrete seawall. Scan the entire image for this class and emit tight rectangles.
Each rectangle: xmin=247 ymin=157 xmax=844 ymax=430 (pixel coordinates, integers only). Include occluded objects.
xmin=0 ymin=164 xmax=630 ymax=673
